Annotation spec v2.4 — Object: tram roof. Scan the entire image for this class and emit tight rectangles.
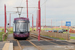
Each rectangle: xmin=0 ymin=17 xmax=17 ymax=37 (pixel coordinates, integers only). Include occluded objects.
xmin=14 ymin=17 xmax=29 ymax=20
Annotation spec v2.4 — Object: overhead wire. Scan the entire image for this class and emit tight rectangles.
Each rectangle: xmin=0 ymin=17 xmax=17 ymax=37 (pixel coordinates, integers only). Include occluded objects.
xmin=31 ymin=0 xmax=48 ymax=13
xmin=19 ymin=0 xmax=24 ymax=6
xmin=18 ymin=0 xmax=48 ymax=15
xmin=41 ymin=0 xmax=48 ymax=7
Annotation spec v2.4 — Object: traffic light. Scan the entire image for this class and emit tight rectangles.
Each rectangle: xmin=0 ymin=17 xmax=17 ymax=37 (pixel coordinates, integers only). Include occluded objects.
xmin=8 ymin=23 xmax=9 ymax=25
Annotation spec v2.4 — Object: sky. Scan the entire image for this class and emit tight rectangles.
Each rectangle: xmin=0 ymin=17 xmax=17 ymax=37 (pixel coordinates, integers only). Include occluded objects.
xmin=0 ymin=0 xmax=75 ymax=27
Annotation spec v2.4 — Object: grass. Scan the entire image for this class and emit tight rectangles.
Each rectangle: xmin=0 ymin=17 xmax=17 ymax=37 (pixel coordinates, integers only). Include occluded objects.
xmin=0 ymin=28 xmax=13 ymax=41
xmin=44 ymin=35 xmax=65 ymax=40
xmin=0 ymin=36 xmax=2 ymax=41
xmin=0 ymin=28 xmax=4 ymax=30
xmin=4 ymin=35 xmax=7 ymax=41
xmin=30 ymin=27 xmax=69 ymax=31
xmin=70 ymin=36 xmax=75 ymax=39
xmin=41 ymin=28 xmax=68 ymax=30
xmin=0 ymin=32 xmax=5 ymax=41
xmin=8 ymin=31 xmax=13 ymax=34
xmin=63 ymin=32 xmax=75 ymax=34
xmin=70 ymin=33 xmax=75 ymax=34
xmin=59 ymin=38 xmax=65 ymax=40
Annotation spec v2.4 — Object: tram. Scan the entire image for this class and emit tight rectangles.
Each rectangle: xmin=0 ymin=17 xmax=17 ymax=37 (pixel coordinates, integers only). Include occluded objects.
xmin=13 ymin=17 xmax=30 ymax=39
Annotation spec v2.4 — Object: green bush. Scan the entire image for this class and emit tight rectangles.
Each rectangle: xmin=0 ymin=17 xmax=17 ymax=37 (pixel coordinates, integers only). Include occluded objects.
xmin=0 ymin=32 xmax=4 ymax=41
xmin=8 ymin=31 xmax=13 ymax=34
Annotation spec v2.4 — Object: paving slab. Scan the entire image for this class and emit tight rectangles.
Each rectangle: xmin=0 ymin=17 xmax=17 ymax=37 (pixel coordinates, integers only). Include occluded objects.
xmin=31 ymin=41 xmax=56 ymax=46
xmin=19 ymin=40 xmax=33 ymax=46
xmin=39 ymin=45 xmax=75 ymax=50
xmin=0 ymin=41 xmax=10 ymax=50
xmin=23 ymin=46 xmax=38 ymax=50
xmin=10 ymin=40 xmax=18 ymax=46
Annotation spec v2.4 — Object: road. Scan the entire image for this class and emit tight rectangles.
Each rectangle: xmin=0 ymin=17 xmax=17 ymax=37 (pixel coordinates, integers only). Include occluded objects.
xmin=70 ymin=34 xmax=75 ymax=37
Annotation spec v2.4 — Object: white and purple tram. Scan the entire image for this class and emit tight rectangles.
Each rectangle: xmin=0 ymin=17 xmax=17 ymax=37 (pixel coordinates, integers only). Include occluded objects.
xmin=13 ymin=17 xmax=30 ymax=39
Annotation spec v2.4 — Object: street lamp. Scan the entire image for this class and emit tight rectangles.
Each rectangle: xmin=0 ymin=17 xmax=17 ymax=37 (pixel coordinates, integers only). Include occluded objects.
xmin=4 ymin=4 xmax=7 ymax=33
xmin=26 ymin=0 xmax=28 ymax=18
xmin=32 ymin=14 xmax=34 ymax=31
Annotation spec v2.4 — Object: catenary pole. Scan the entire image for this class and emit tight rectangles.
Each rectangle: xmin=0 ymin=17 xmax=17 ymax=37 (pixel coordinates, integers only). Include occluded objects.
xmin=9 ymin=13 xmax=11 ymax=31
xmin=32 ymin=14 xmax=33 ymax=31
xmin=37 ymin=10 xmax=38 ymax=31
xmin=4 ymin=4 xmax=7 ymax=33
xmin=26 ymin=0 xmax=28 ymax=18
xmin=51 ymin=20 xmax=52 ymax=29
xmin=38 ymin=0 xmax=41 ymax=41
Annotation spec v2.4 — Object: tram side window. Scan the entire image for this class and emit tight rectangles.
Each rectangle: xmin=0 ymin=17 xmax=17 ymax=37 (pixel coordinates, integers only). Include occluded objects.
xmin=23 ymin=23 xmax=27 ymax=31
xmin=16 ymin=23 xmax=19 ymax=32
xmin=28 ymin=23 xmax=30 ymax=31
xmin=13 ymin=23 xmax=15 ymax=31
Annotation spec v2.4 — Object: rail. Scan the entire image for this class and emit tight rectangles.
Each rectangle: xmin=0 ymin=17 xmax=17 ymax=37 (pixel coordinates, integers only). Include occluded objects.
xmin=15 ymin=39 xmax=22 ymax=50
xmin=31 ymin=33 xmax=75 ymax=46
xmin=27 ymin=40 xmax=42 ymax=50
xmin=15 ymin=39 xmax=43 ymax=50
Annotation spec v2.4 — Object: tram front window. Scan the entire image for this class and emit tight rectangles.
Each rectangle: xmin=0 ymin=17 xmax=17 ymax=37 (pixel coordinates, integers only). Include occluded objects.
xmin=16 ymin=22 xmax=27 ymax=32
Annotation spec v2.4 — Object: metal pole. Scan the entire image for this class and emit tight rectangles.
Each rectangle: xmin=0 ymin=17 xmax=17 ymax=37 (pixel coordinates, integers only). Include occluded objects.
xmin=9 ymin=13 xmax=11 ymax=31
xmin=61 ymin=21 xmax=62 ymax=26
xmin=61 ymin=20 xmax=62 ymax=28
xmin=68 ymin=26 xmax=69 ymax=40
xmin=4 ymin=4 xmax=7 ymax=33
xmin=32 ymin=14 xmax=33 ymax=31
xmin=51 ymin=20 xmax=52 ymax=30
xmin=38 ymin=0 xmax=41 ymax=41
xmin=37 ymin=10 xmax=38 ymax=31
xmin=55 ymin=20 xmax=56 ymax=30
xmin=40 ymin=9 xmax=41 ymax=31
xmin=36 ymin=18 xmax=37 ymax=30
xmin=26 ymin=0 xmax=28 ymax=18
xmin=36 ymin=18 xmax=37 ymax=31
xmin=45 ymin=2 xmax=46 ymax=27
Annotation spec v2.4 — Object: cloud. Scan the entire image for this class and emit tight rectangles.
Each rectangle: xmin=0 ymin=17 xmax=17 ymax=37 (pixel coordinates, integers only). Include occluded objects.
xmin=0 ymin=0 xmax=75 ymax=26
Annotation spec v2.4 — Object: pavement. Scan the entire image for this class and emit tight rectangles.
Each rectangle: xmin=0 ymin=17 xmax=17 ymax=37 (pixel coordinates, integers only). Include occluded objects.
xmin=3 ymin=34 xmax=75 ymax=50
xmin=7 ymin=34 xmax=14 ymax=41
xmin=0 ymin=42 xmax=5 ymax=50
xmin=0 ymin=41 xmax=11 ymax=50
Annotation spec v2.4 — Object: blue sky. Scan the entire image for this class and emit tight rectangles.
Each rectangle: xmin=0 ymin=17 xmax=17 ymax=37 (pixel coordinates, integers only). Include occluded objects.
xmin=0 ymin=0 xmax=75 ymax=27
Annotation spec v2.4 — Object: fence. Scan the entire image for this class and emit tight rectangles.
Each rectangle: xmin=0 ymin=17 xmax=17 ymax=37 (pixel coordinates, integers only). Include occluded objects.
xmin=31 ymin=31 xmax=70 ymax=40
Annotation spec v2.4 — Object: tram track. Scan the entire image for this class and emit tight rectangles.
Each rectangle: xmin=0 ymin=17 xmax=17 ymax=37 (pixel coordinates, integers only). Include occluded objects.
xmin=30 ymin=34 xmax=75 ymax=50
xmin=13 ymin=39 xmax=22 ymax=50
xmin=27 ymin=40 xmax=42 ymax=50
xmin=16 ymin=40 xmax=22 ymax=50
xmin=30 ymin=34 xmax=60 ymax=45
xmin=30 ymin=33 xmax=75 ymax=46
xmin=14 ymin=39 xmax=43 ymax=50
xmin=30 ymin=34 xmax=53 ymax=41
xmin=9 ymin=33 xmax=75 ymax=50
